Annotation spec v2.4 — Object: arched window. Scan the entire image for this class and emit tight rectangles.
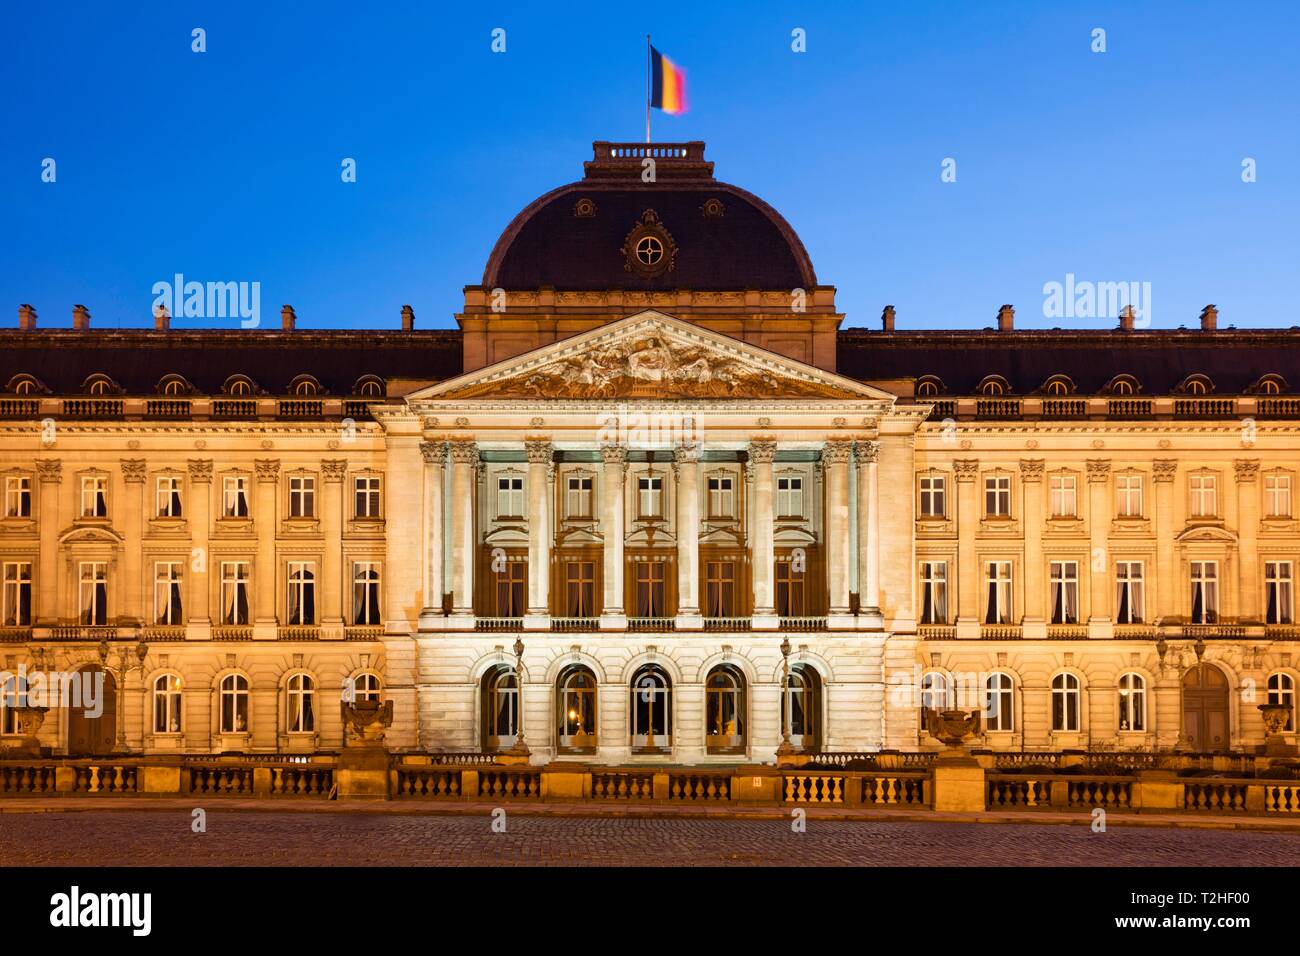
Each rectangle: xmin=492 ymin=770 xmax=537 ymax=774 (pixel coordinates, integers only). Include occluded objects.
xmin=1253 ymin=374 xmax=1287 ymax=395
xmin=286 ymin=674 xmax=316 ymax=733
xmin=157 ymin=376 xmax=190 ymax=396
xmin=979 ymin=377 xmax=1006 ymax=397
xmin=782 ymin=664 xmax=821 ymax=750
xmin=152 ymin=674 xmax=183 ymax=733
xmin=916 ymin=377 xmax=943 ymax=398
xmin=1117 ymin=673 xmax=1146 ymax=732
xmin=1 ymin=674 xmax=29 ymax=735
xmin=1051 ymin=673 xmax=1081 ymax=732
xmin=1268 ymin=673 xmax=1296 ymax=732
xmin=346 ymin=672 xmax=382 ymax=703
xmin=921 ymin=672 xmax=951 ymax=713
xmin=1181 ymin=375 xmax=1213 ymax=396
xmin=225 ymin=376 xmax=254 ymax=397
xmin=985 ymin=673 xmax=1014 ymax=731
xmin=85 ymin=376 xmax=114 ymax=396
xmin=7 ymin=375 xmax=42 ymax=396
xmin=557 ymin=666 xmax=597 ymax=753
xmin=630 ymin=664 xmax=672 ymax=752
xmin=1043 ymin=376 xmax=1074 ymax=396
xmin=291 ymin=377 xmax=320 ymax=397
xmin=481 ymin=665 xmax=518 ymax=750
xmin=219 ymin=674 xmax=249 ymax=733
xmin=354 ymin=376 xmax=385 ymax=398
xmin=1113 ymin=379 xmax=1133 ymax=395
xmin=705 ymin=666 xmax=745 ymax=753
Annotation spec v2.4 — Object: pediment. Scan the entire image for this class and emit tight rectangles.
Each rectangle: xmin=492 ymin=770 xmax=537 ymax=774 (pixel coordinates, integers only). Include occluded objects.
xmin=415 ymin=311 xmax=894 ymax=402
xmin=1176 ymin=524 xmax=1238 ymax=544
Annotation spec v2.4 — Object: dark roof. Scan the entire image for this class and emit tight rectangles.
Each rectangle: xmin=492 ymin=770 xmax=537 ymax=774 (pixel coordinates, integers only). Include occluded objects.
xmin=0 ymin=330 xmax=462 ymax=396
xmin=481 ymin=143 xmax=816 ymax=292
xmin=838 ymin=329 xmax=1300 ymax=395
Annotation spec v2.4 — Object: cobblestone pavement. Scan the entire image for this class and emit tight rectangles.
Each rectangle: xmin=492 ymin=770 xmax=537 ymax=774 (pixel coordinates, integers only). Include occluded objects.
xmin=1 ymin=810 xmax=1298 ymax=866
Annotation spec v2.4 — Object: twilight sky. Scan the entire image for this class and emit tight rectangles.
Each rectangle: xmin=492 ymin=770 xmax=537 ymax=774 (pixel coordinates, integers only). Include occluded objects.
xmin=2 ymin=1 xmax=1296 ymax=331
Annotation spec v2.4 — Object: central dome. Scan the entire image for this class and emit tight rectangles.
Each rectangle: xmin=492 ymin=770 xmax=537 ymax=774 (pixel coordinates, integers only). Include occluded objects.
xmin=481 ymin=142 xmax=818 ymax=292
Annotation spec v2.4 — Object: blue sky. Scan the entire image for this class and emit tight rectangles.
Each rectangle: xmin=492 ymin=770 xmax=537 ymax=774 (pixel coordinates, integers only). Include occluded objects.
xmin=2 ymin=1 xmax=1296 ymax=331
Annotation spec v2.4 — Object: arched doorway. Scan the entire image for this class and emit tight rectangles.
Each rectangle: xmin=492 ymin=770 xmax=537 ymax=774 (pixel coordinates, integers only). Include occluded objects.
xmin=67 ymin=665 xmax=116 ymax=755
xmin=1182 ymin=663 xmax=1229 ymax=752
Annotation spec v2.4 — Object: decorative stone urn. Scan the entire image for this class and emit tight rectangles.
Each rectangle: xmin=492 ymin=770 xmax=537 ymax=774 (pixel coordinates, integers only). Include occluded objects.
xmin=337 ymin=699 xmax=394 ymax=800
xmin=924 ymin=708 xmax=982 ymax=749
xmin=1258 ymin=702 xmax=1297 ymax=756
xmin=341 ymin=699 xmax=393 ymax=747
xmin=924 ymin=708 xmax=987 ymax=811
xmin=3 ymin=706 xmax=49 ymax=757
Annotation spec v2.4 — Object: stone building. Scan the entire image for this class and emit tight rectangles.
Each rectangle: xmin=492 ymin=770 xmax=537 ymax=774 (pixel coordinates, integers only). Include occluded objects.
xmin=2 ymin=142 xmax=1298 ymax=762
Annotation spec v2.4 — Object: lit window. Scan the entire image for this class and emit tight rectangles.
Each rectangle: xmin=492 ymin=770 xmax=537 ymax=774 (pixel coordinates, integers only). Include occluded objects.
xmin=1190 ymin=561 xmax=1218 ymax=624
xmin=638 ymin=476 xmax=663 ymax=517
xmin=1049 ymin=561 xmax=1078 ymax=624
xmin=984 ymin=561 xmax=1013 ymax=624
xmin=1266 ymin=561 xmax=1293 ymax=625
xmin=1265 ymin=474 xmax=1292 ymax=518
xmin=984 ymin=475 xmax=1011 ymax=517
xmin=705 ymin=667 xmax=745 ymax=752
xmin=1049 ymin=475 xmax=1076 ymax=518
xmin=1268 ymin=673 xmax=1296 ymax=731
xmin=78 ymin=561 xmax=107 ymax=625
xmin=287 ymin=562 xmax=316 ymax=625
xmin=352 ymin=562 xmax=381 ymax=625
xmin=4 ymin=477 xmax=31 ymax=518
xmin=289 ymin=475 xmax=316 ymax=518
xmin=919 ymin=474 xmax=946 ymax=517
xmin=286 ymin=674 xmax=315 ymax=733
xmin=566 ymin=476 xmax=593 ymax=518
xmin=219 ymin=674 xmax=249 ymax=733
xmin=220 ymin=562 xmax=250 ymax=625
xmin=920 ymin=561 xmax=948 ymax=624
xmin=81 ymin=475 xmax=108 ymax=518
xmin=985 ymin=673 xmax=1014 ymax=731
xmin=153 ymin=675 xmax=183 ymax=733
xmin=1190 ymin=474 xmax=1217 ymax=518
xmin=1118 ymin=673 xmax=1145 ymax=731
xmin=1051 ymin=673 xmax=1080 ymax=732
xmin=153 ymin=561 xmax=183 ymax=625
xmin=1116 ymin=561 xmax=1145 ymax=624
xmin=222 ymin=476 xmax=249 ymax=518
xmin=708 ymin=475 xmax=734 ymax=517
xmin=1116 ymin=474 xmax=1143 ymax=518
xmin=1 ymin=562 xmax=32 ymax=627
xmin=156 ymin=475 xmax=183 ymax=518
xmin=354 ymin=475 xmax=382 ymax=518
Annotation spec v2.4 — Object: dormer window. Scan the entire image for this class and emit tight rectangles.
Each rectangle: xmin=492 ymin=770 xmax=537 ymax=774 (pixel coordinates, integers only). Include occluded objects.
xmin=354 ymin=376 xmax=385 ymax=398
xmin=1107 ymin=375 xmax=1140 ymax=396
xmin=977 ymin=375 xmax=1010 ymax=397
xmin=1253 ymin=374 xmax=1287 ymax=395
xmin=1043 ymin=375 xmax=1074 ymax=396
xmin=225 ymin=376 xmax=255 ymax=397
xmin=83 ymin=375 xmax=117 ymax=396
xmin=290 ymin=376 xmax=320 ymax=397
xmin=1180 ymin=375 xmax=1214 ymax=396
xmin=6 ymin=375 xmax=43 ymax=396
xmin=916 ymin=376 xmax=943 ymax=398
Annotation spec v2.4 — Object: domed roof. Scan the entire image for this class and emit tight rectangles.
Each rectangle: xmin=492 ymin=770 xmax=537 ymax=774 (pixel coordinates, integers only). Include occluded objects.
xmin=481 ymin=142 xmax=818 ymax=292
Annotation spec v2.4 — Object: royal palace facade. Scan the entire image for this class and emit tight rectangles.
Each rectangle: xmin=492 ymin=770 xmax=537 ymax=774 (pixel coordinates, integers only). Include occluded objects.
xmin=2 ymin=142 xmax=1300 ymax=764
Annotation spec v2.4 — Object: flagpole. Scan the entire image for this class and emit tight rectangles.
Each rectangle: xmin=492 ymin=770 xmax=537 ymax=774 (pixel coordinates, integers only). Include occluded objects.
xmin=645 ymin=34 xmax=651 ymax=143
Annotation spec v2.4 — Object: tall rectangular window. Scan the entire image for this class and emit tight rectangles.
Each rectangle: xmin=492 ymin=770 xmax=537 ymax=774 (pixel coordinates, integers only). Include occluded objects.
xmin=354 ymin=475 xmax=382 ymax=518
xmin=287 ymin=562 xmax=316 ymax=625
xmin=1116 ymin=474 xmax=1143 ymax=518
xmin=566 ymin=476 xmax=593 ymax=518
xmin=352 ymin=562 xmax=381 ymax=624
xmin=1049 ymin=475 xmax=1077 ymax=518
xmin=156 ymin=475 xmax=183 ymax=518
xmin=1190 ymin=474 xmax=1217 ymax=518
xmin=496 ymin=476 xmax=523 ymax=518
xmin=153 ymin=561 xmax=183 ymax=625
xmin=1 ymin=562 xmax=32 ymax=626
xmin=776 ymin=477 xmax=803 ymax=518
xmin=775 ymin=558 xmax=805 ymax=617
xmin=919 ymin=475 xmax=946 ymax=517
xmin=920 ymin=561 xmax=948 ymax=624
xmin=222 ymin=476 xmax=249 ymax=517
xmin=289 ymin=476 xmax=316 ymax=518
xmin=4 ymin=477 xmax=31 ymax=518
xmin=706 ymin=561 xmax=737 ymax=617
xmin=564 ymin=562 xmax=596 ymax=617
xmin=1266 ymin=561 xmax=1293 ymax=625
xmin=984 ymin=475 xmax=1011 ymax=517
xmin=1265 ymin=474 xmax=1293 ymax=518
xmin=1116 ymin=561 xmax=1145 ymax=624
xmin=984 ymin=561 xmax=1012 ymax=624
xmin=78 ymin=561 xmax=107 ymax=625
xmin=1190 ymin=561 xmax=1218 ymax=624
xmin=81 ymin=476 xmax=108 ymax=518
xmin=638 ymin=476 xmax=663 ymax=517
xmin=1049 ymin=561 xmax=1079 ymax=624
xmin=707 ymin=476 xmax=734 ymax=518
xmin=634 ymin=562 xmax=667 ymax=617
xmin=220 ymin=562 xmax=250 ymax=625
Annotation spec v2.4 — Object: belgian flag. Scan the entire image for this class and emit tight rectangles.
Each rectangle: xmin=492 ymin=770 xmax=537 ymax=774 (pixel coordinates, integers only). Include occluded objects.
xmin=649 ymin=45 xmax=687 ymax=115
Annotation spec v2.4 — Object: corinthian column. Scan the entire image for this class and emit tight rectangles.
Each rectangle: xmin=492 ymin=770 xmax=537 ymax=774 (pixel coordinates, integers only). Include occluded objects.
xmin=599 ymin=443 xmax=627 ymax=628
xmin=320 ymin=459 xmax=346 ymax=640
xmin=448 ymin=439 xmax=479 ymax=626
xmin=1235 ymin=459 xmax=1260 ymax=622
xmin=674 ymin=442 xmax=702 ymax=628
xmin=418 ymin=440 xmax=445 ymax=629
xmin=525 ymin=438 xmax=553 ymax=629
xmin=253 ymin=459 xmax=280 ymax=641
xmin=1086 ymin=459 xmax=1112 ymax=638
xmin=954 ymin=459 xmax=980 ymax=639
xmin=824 ymin=439 xmax=854 ymax=627
xmin=750 ymin=439 xmax=778 ymax=629
xmin=186 ymin=459 xmax=213 ymax=640
xmin=119 ymin=459 xmax=146 ymax=627
xmin=856 ymin=440 xmax=882 ymax=626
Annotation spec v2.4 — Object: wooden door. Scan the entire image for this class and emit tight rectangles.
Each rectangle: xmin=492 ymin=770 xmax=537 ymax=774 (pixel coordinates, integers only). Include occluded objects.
xmin=1182 ymin=663 xmax=1229 ymax=752
xmin=67 ymin=666 xmax=116 ymax=755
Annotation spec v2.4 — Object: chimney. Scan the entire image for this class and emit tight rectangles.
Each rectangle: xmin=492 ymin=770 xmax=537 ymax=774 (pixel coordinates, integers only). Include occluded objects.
xmin=281 ymin=304 xmax=296 ymax=331
xmin=17 ymin=304 xmax=36 ymax=331
xmin=72 ymin=304 xmax=91 ymax=330
xmin=997 ymin=303 xmax=1015 ymax=332
xmin=1200 ymin=304 xmax=1218 ymax=331
xmin=1118 ymin=304 xmax=1135 ymax=331
xmin=153 ymin=303 xmax=171 ymax=331
xmin=401 ymin=304 xmax=415 ymax=331
xmin=881 ymin=304 xmax=896 ymax=332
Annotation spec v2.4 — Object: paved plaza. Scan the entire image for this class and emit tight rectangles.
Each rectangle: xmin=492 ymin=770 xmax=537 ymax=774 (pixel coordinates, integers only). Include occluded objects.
xmin=1 ymin=808 xmax=1297 ymax=866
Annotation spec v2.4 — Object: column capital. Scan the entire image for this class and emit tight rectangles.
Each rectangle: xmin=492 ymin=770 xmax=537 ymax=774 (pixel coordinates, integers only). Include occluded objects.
xmin=321 ymin=459 xmax=348 ymax=482
xmin=448 ymin=439 xmax=480 ymax=465
xmin=525 ymin=438 xmax=554 ymax=463
xmin=855 ymin=439 xmax=880 ymax=463
xmin=1019 ymin=458 xmax=1044 ymax=482
xmin=1234 ymin=458 xmax=1260 ymax=483
xmin=254 ymin=458 xmax=281 ymax=483
xmin=35 ymin=459 xmax=62 ymax=483
xmin=120 ymin=459 xmax=147 ymax=483
xmin=1152 ymin=459 xmax=1178 ymax=483
xmin=1086 ymin=458 xmax=1111 ymax=483
xmin=953 ymin=459 xmax=980 ymax=482
xmin=748 ymin=438 xmax=777 ymax=463
xmin=822 ymin=439 xmax=853 ymax=465
xmin=600 ymin=442 xmax=628 ymax=464
xmin=673 ymin=441 xmax=702 ymax=463
xmin=419 ymin=439 xmax=446 ymax=465
xmin=187 ymin=459 xmax=213 ymax=483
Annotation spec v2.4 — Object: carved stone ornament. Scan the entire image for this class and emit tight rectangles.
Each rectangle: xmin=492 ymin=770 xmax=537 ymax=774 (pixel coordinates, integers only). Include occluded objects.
xmin=419 ymin=440 xmax=446 ymax=465
xmin=622 ymin=209 xmax=677 ymax=278
xmin=924 ymin=708 xmax=982 ymax=747
xmin=321 ymin=459 xmax=348 ymax=482
xmin=953 ymin=459 xmax=980 ymax=482
xmin=856 ymin=440 xmax=880 ymax=463
xmin=822 ymin=440 xmax=852 ymax=465
xmin=341 ymin=698 xmax=394 ymax=745
xmin=1086 ymin=458 xmax=1112 ymax=483
xmin=448 ymin=440 xmax=480 ymax=465
xmin=525 ymin=439 xmax=553 ymax=464
xmin=1019 ymin=459 xmax=1045 ymax=482
xmin=187 ymin=459 xmax=214 ymax=483
xmin=120 ymin=459 xmax=147 ymax=483
xmin=1152 ymin=459 xmax=1178 ymax=483
xmin=35 ymin=460 xmax=62 ymax=483
xmin=1259 ymin=702 xmax=1292 ymax=736
xmin=1235 ymin=459 xmax=1260 ymax=483
xmin=254 ymin=459 xmax=281 ymax=482
xmin=748 ymin=439 xmax=778 ymax=464
xmin=599 ymin=443 xmax=628 ymax=465
xmin=574 ymin=197 xmax=596 ymax=218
